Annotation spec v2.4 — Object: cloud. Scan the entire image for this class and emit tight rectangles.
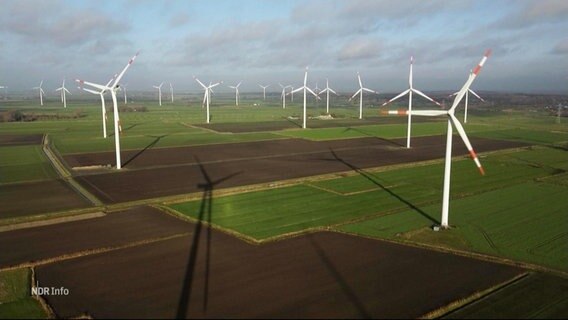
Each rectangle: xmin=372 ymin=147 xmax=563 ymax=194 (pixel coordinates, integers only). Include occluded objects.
xmin=495 ymin=0 xmax=568 ymax=29
xmin=169 ymin=12 xmax=190 ymax=28
xmin=0 ymin=1 xmax=129 ymax=46
xmin=551 ymin=39 xmax=568 ymax=55
xmin=337 ymin=38 xmax=381 ymax=61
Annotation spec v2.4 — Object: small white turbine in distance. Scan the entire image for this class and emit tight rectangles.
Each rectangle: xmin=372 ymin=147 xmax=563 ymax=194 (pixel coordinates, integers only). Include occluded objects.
xmin=318 ymin=78 xmax=338 ymax=114
xmin=76 ymin=51 xmax=140 ymax=170
xmin=55 ymin=79 xmax=72 ymax=108
xmin=32 ymin=80 xmax=46 ymax=106
xmin=228 ymin=81 xmax=242 ymax=106
xmin=383 ymin=49 xmax=491 ymax=228
xmin=291 ymin=67 xmax=319 ymax=129
xmin=153 ymin=82 xmax=164 ymax=106
xmin=259 ymin=84 xmax=270 ymax=101
xmin=279 ymin=83 xmax=291 ymax=109
xmin=194 ymin=77 xmax=222 ymax=124
xmin=122 ymin=83 xmax=128 ymax=104
xmin=349 ymin=72 xmax=378 ymax=120
xmin=382 ymin=56 xmax=442 ymax=148
xmin=450 ymin=70 xmax=485 ymax=124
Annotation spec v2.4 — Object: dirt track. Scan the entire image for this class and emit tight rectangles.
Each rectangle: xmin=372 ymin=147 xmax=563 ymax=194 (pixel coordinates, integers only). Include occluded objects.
xmin=0 ymin=206 xmax=190 ymax=267
xmin=36 ymin=229 xmax=522 ymax=319
xmin=0 ymin=179 xmax=91 ymax=218
xmin=72 ymin=136 xmax=527 ymax=204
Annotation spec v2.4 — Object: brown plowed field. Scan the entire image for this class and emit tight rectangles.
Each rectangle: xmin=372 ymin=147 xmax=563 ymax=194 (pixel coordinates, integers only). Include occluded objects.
xmin=193 ymin=116 xmax=441 ymax=133
xmin=0 ymin=134 xmax=43 ymax=146
xmin=0 ymin=206 xmax=190 ymax=267
xmin=37 ymin=230 xmax=522 ymax=319
xmin=72 ymin=136 xmax=527 ymax=204
xmin=0 ymin=179 xmax=91 ymax=218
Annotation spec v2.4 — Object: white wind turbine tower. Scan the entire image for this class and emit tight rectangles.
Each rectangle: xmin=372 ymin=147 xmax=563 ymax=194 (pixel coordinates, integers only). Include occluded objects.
xmin=279 ymin=83 xmax=291 ymax=109
xmin=122 ymin=83 xmax=128 ymax=104
xmin=259 ymin=84 xmax=270 ymax=101
xmin=76 ymin=51 xmax=140 ymax=170
xmin=153 ymin=82 xmax=164 ymax=106
xmin=290 ymin=86 xmax=294 ymax=102
xmin=55 ymin=79 xmax=72 ymax=108
xmin=170 ymin=83 xmax=174 ymax=103
xmin=450 ymin=70 xmax=484 ymax=124
xmin=383 ymin=49 xmax=491 ymax=228
xmin=194 ymin=77 xmax=222 ymax=124
xmin=228 ymin=82 xmax=242 ymax=106
xmin=318 ymin=79 xmax=338 ymax=114
xmin=0 ymin=86 xmax=8 ymax=100
xmin=382 ymin=56 xmax=442 ymax=148
xmin=349 ymin=72 xmax=378 ymax=120
xmin=291 ymin=67 xmax=319 ymax=129
xmin=79 ymin=75 xmax=117 ymax=139
xmin=32 ymin=81 xmax=46 ymax=106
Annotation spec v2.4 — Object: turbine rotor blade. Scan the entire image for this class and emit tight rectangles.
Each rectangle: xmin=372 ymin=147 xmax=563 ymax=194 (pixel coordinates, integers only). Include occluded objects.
xmin=350 ymin=89 xmax=362 ymax=101
xmin=468 ymin=89 xmax=485 ymax=102
xmin=382 ymin=89 xmax=410 ymax=106
xmin=449 ymin=113 xmax=485 ymax=175
xmin=412 ymin=88 xmax=441 ymax=106
xmin=450 ymin=49 xmax=491 ymax=112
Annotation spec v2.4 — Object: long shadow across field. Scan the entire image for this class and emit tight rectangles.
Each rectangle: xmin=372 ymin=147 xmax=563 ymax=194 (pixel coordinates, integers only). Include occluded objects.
xmin=307 ymin=234 xmax=371 ymax=319
xmin=176 ymin=158 xmax=241 ymax=318
xmin=342 ymin=127 xmax=404 ymax=147
xmin=329 ymin=148 xmax=438 ymax=225
xmin=123 ymin=135 xmax=168 ymax=168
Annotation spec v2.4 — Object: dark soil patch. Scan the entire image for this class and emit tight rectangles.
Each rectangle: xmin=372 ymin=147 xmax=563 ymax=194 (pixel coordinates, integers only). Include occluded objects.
xmin=36 ymin=230 xmax=522 ymax=318
xmin=73 ymin=136 xmax=528 ymax=204
xmin=0 ymin=179 xmax=91 ymax=219
xmin=0 ymin=134 xmax=43 ymax=146
xmin=0 ymin=206 xmax=190 ymax=268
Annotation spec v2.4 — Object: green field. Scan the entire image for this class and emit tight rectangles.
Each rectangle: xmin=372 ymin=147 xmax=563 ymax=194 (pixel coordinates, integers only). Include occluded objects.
xmin=2 ymin=97 xmax=568 ymax=318
xmin=0 ymin=145 xmax=57 ymax=184
xmin=0 ymin=269 xmax=47 ymax=319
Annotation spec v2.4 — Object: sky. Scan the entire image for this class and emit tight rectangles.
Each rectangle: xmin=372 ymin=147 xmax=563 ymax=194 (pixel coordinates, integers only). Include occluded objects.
xmin=0 ymin=0 xmax=567 ymax=94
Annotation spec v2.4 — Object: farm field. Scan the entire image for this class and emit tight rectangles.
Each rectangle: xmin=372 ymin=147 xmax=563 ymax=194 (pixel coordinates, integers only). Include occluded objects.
xmin=1 ymin=96 xmax=567 ymax=318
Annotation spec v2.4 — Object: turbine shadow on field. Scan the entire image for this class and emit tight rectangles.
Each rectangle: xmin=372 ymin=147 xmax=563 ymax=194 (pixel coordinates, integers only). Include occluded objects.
xmin=284 ymin=116 xmax=302 ymax=128
xmin=307 ymin=234 xmax=371 ymax=319
xmin=122 ymin=134 xmax=168 ymax=168
xmin=329 ymin=148 xmax=438 ymax=225
xmin=342 ymin=127 xmax=404 ymax=147
xmin=176 ymin=158 xmax=241 ymax=318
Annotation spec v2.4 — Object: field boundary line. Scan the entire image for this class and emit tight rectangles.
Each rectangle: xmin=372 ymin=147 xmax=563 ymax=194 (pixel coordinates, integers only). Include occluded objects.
xmin=153 ymin=204 xmax=261 ymax=245
xmin=42 ymin=134 xmax=104 ymax=206
xmin=333 ymin=229 xmax=568 ymax=277
xmin=0 ymin=211 xmax=105 ymax=233
xmin=0 ymin=233 xmax=190 ymax=272
xmin=420 ymin=272 xmax=530 ymax=319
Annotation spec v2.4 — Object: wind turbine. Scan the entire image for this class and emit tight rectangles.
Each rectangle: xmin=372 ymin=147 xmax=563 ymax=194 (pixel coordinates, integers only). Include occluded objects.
xmin=382 ymin=56 xmax=442 ymax=148
xmin=279 ymin=83 xmax=291 ymax=109
xmin=291 ymin=67 xmax=319 ymax=129
xmin=450 ymin=71 xmax=484 ymax=123
xmin=318 ymin=79 xmax=338 ymax=114
xmin=122 ymin=83 xmax=128 ymax=104
xmin=290 ymin=86 xmax=294 ymax=102
xmin=382 ymin=49 xmax=491 ymax=228
xmin=32 ymin=81 xmax=45 ymax=106
xmin=194 ymin=77 xmax=222 ymax=124
xmin=228 ymin=82 xmax=242 ymax=106
xmin=259 ymin=84 xmax=270 ymax=101
xmin=349 ymin=72 xmax=378 ymax=120
xmin=79 ymin=75 xmax=116 ymax=139
xmin=76 ymin=51 xmax=140 ymax=170
xmin=0 ymin=86 xmax=8 ymax=100
xmin=153 ymin=82 xmax=164 ymax=106
xmin=55 ymin=79 xmax=72 ymax=108
xmin=170 ymin=83 xmax=174 ymax=103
